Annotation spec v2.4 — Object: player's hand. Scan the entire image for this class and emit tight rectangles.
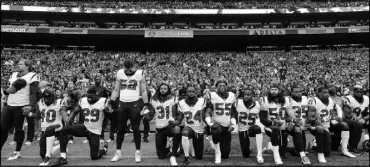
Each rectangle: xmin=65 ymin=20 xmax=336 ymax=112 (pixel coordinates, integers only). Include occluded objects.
xmin=141 ymin=106 xmax=150 ymax=115
xmin=22 ymin=106 xmax=33 ymax=117
xmin=273 ymin=119 xmax=284 ymax=127
xmin=228 ymin=124 xmax=236 ymax=132
xmin=211 ymin=122 xmax=221 ymax=129
xmin=12 ymin=78 xmax=27 ymax=92
xmin=359 ymin=118 xmax=366 ymax=124
xmin=108 ymin=99 xmax=117 ymax=109
xmin=168 ymin=118 xmax=175 ymax=127
xmin=309 ymin=126 xmax=316 ymax=130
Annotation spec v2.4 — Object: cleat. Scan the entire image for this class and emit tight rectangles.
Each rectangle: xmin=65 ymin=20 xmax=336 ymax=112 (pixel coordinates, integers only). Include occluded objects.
xmin=103 ymin=143 xmax=108 ymax=155
xmin=82 ymin=139 xmax=89 ymax=144
xmin=135 ymin=151 xmax=141 ymax=163
xmin=51 ymin=157 xmax=67 ymax=167
xmin=68 ymin=140 xmax=73 ymax=144
xmin=100 ymin=139 xmax=104 ymax=144
xmin=170 ymin=156 xmax=178 ymax=166
xmin=39 ymin=156 xmax=51 ymax=166
xmin=7 ymin=152 xmax=21 ymax=161
xmin=143 ymin=137 xmax=149 ymax=143
xmin=256 ymin=154 xmax=264 ymax=164
xmin=182 ymin=157 xmax=190 ymax=166
xmin=301 ymin=156 xmax=311 ymax=165
xmin=106 ymin=138 xmax=114 ymax=143
xmin=318 ymin=153 xmax=326 ymax=163
xmin=111 ymin=151 xmax=122 ymax=162
xmin=274 ymin=156 xmax=283 ymax=165
xmin=342 ymin=149 xmax=356 ymax=158
xmin=348 ymin=146 xmax=360 ymax=154
xmin=25 ymin=141 xmax=32 ymax=146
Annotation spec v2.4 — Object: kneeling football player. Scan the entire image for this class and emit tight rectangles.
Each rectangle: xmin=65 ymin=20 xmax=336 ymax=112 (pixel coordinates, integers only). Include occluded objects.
xmin=143 ymin=83 xmax=181 ymax=166
xmin=231 ymin=87 xmax=264 ymax=163
xmin=52 ymin=87 xmax=110 ymax=166
xmin=177 ymin=85 xmax=207 ymax=166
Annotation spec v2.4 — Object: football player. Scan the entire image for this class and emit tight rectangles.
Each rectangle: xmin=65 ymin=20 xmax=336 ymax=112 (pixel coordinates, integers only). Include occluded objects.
xmin=25 ymin=89 xmax=69 ymax=166
xmin=52 ymin=87 xmax=110 ymax=166
xmin=205 ymin=78 xmax=236 ymax=164
xmin=343 ymin=84 xmax=369 ymax=153
xmin=177 ymin=85 xmax=207 ymax=166
xmin=109 ymin=60 xmax=149 ymax=162
xmin=143 ymin=83 xmax=181 ymax=165
xmin=232 ymin=87 xmax=264 ymax=163
xmin=308 ymin=85 xmax=355 ymax=164
xmin=259 ymin=82 xmax=297 ymax=165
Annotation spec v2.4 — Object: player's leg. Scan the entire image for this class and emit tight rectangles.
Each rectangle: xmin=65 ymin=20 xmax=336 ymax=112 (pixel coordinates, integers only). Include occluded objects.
xmin=25 ymin=116 xmax=35 ymax=144
xmin=279 ymin=130 xmax=289 ymax=158
xmin=1 ymin=106 xmax=14 ymax=150
xmin=288 ymin=126 xmax=311 ymax=165
xmin=220 ymin=127 xmax=231 ymax=159
xmin=181 ymin=126 xmax=194 ymax=166
xmin=108 ymin=111 xmax=117 ymax=142
xmin=40 ymin=125 xmax=62 ymax=166
xmin=302 ymin=130 xmax=307 ymax=152
xmin=193 ymin=132 xmax=204 ymax=160
xmin=239 ymin=131 xmax=250 ymax=158
xmin=264 ymin=126 xmax=283 ymax=165
xmin=155 ymin=128 xmax=169 ymax=159
xmin=143 ymin=116 xmax=150 ymax=142
xmin=53 ymin=124 xmax=89 ymax=166
xmin=322 ymin=129 xmax=332 ymax=157
xmin=10 ymin=106 xmax=26 ymax=160
xmin=345 ymin=119 xmax=363 ymax=153
xmin=249 ymin=125 xmax=264 ymax=163
xmin=111 ymin=101 xmax=129 ymax=162
xmin=337 ymin=122 xmax=356 ymax=157
xmin=100 ymin=116 xmax=109 ymax=143
xmin=169 ymin=126 xmax=181 ymax=165
xmin=128 ymin=101 xmax=143 ymax=162
xmin=309 ymin=125 xmax=327 ymax=163
xmin=39 ymin=131 xmax=46 ymax=160
xmin=88 ymin=132 xmax=108 ymax=160
xmin=329 ymin=123 xmax=341 ymax=151
xmin=210 ymin=124 xmax=222 ymax=163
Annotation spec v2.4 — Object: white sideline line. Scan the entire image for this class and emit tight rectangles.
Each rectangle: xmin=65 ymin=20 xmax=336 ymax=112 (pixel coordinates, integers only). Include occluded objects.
xmin=1 ymin=154 xmax=273 ymax=159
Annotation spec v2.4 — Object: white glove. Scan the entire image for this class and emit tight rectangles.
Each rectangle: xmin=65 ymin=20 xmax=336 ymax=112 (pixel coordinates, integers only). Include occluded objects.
xmin=141 ymin=106 xmax=150 ymax=116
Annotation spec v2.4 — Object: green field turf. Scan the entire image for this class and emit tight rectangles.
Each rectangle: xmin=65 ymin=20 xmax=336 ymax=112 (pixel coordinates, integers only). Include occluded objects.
xmin=1 ymin=131 xmax=369 ymax=166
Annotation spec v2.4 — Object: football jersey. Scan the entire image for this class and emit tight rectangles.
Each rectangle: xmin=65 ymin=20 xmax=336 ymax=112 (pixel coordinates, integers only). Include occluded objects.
xmin=343 ymin=95 xmax=369 ymax=117
xmin=151 ymin=96 xmax=177 ymax=129
xmin=259 ymin=96 xmax=292 ymax=130
xmin=117 ymin=69 xmax=144 ymax=102
xmin=209 ymin=92 xmax=236 ymax=127
xmin=7 ymin=72 xmax=40 ymax=106
xmin=235 ymin=99 xmax=261 ymax=132
xmin=178 ymin=98 xmax=207 ymax=133
xmin=290 ymin=96 xmax=309 ymax=130
xmin=79 ymin=97 xmax=108 ymax=135
xmin=308 ymin=97 xmax=342 ymax=130
xmin=39 ymin=99 xmax=63 ymax=131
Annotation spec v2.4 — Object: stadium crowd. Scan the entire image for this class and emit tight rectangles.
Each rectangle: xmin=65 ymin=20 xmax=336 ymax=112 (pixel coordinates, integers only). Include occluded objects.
xmin=1 ymin=0 xmax=369 ymax=9
xmin=1 ymin=48 xmax=369 ymax=98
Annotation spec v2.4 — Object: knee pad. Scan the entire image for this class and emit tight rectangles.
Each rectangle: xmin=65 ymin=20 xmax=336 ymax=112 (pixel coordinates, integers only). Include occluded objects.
xmin=44 ymin=127 xmax=56 ymax=137
xmin=293 ymin=126 xmax=302 ymax=133
xmin=173 ymin=126 xmax=181 ymax=134
xmin=251 ymin=125 xmax=262 ymax=135
xmin=182 ymin=130 xmax=190 ymax=137
xmin=316 ymin=126 xmax=325 ymax=134
xmin=339 ymin=122 xmax=349 ymax=131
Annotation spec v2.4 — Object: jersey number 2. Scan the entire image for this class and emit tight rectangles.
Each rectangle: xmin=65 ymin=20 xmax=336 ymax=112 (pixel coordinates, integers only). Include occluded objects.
xmin=83 ymin=108 xmax=100 ymax=122
xmin=120 ymin=80 xmax=138 ymax=90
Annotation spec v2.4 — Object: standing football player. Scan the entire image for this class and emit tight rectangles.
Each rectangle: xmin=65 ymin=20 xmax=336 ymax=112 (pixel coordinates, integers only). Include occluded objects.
xmin=1 ymin=59 xmax=40 ymax=160
xmin=52 ymin=87 xmax=110 ymax=166
xmin=343 ymin=84 xmax=369 ymax=153
xmin=177 ymin=85 xmax=207 ymax=166
xmin=308 ymin=85 xmax=355 ymax=163
xmin=143 ymin=83 xmax=181 ymax=165
xmin=110 ymin=60 xmax=149 ymax=163
xmin=231 ymin=87 xmax=264 ymax=163
xmin=259 ymin=82 xmax=297 ymax=165
xmin=29 ymin=89 xmax=69 ymax=166
xmin=205 ymin=79 xmax=236 ymax=164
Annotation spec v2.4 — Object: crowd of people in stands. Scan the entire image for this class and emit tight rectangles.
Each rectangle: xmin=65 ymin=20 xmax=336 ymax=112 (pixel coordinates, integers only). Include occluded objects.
xmin=1 ymin=48 xmax=369 ymax=99
xmin=2 ymin=0 xmax=368 ymax=9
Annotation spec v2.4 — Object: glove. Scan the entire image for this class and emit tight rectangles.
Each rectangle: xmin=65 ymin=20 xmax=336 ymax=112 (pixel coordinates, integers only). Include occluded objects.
xmin=22 ymin=106 xmax=33 ymax=117
xmin=168 ymin=118 xmax=175 ymax=127
xmin=2 ymin=89 xmax=9 ymax=96
xmin=273 ymin=119 xmax=284 ymax=127
xmin=211 ymin=122 xmax=221 ymax=129
xmin=12 ymin=78 xmax=27 ymax=92
xmin=108 ymin=99 xmax=117 ymax=109
xmin=228 ymin=124 xmax=236 ymax=132
xmin=141 ymin=106 xmax=150 ymax=116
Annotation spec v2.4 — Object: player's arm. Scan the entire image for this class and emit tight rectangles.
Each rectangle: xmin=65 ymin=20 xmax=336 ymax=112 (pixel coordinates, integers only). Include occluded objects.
xmin=60 ymin=106 xmax=70 ymax=123
xmin=140 ymin=75 xmax=149 ymax=105
xmin=176 ymin=103 xmax=185 ymax=124
xmin=23 ymin=103 xmax=41 ymax=118
xmin=68 ymin=105 xmax=82 ymax=125
xmin=285 ymin=98 xmax=297 ymax=121
xmin=143 ymin=102 xmax=155 ymax=121
xmin=258 ymin=97 xmax=272 ymax=127
xmin=335 ymin=103 xmax=343 ymax=119
xmin=205 ymin=99 xmax=214 ymax=126
xmin=29 ymin=74 xmax=40 ymax=106
xmin=109 ymin=72 xmax=121 ymax=108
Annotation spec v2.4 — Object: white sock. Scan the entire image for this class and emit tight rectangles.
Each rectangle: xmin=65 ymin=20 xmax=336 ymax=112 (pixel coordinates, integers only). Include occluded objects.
xmin=299 ymin=151 xmax=306 ymax=158
xmin=255 ymin=134 xmax=263 ymax=155
xmin=182 ymin=136 xmax=190 ymax=157
xmin=341 ymin=131 xmax=350 ymax=151
xmin=14 ymin=151 xmax=20 ymax=155
xmin=46 ymin=136 xmax=55 ymax=157
xmin=214 ymin=143 xmax=221 ymax=154
xmin=208 ymin=136 xmax=215 ymax=150
xmin=271 ymin=146 xmax=280 ymax=158
xmin=60 ymin=153 xmax=66 ymax=159
xmin=189 ymin=138 xmax=194 ymax=154
xmin=116 ymin=150 xmax=121 ymax=154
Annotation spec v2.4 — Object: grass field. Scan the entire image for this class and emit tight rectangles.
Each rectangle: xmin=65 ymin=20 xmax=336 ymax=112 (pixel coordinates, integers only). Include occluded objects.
xmin=1 ymin=129 xmax=369 ymax=167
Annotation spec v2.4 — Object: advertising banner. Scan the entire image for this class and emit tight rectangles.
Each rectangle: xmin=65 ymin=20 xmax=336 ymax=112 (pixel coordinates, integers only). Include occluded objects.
xmin=145 ymin=30 xmax=193 ymax=38
xmin=348 ymin=27 xmax=369 ymax=33
xmin=249 ymin=29 xmax=285 ymax=35
xmin=1 ymin=26 xmax=36 ymax=33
